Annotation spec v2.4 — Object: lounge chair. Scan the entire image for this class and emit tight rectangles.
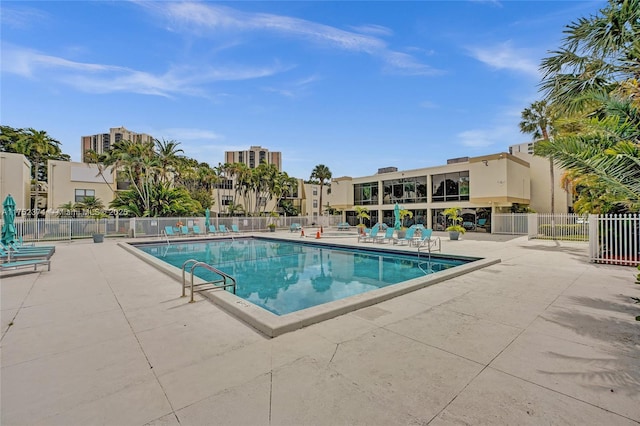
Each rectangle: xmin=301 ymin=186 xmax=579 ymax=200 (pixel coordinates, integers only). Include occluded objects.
xmin=231 ymin=224 xmax=241 ymax=234
xmin=337 ymin=222 xmax=350 ymax=231
xmin=393 ymin=226 xmax=417 ymax=246
xmin=415 ymin=229 xmax=441 ymax=252
xmin=180 ymin=226 xmax=190 ymax=235
xmin=375 ymin=227 xmax=395 ymax=244
xmin=208 ymin=225 xmax=219 ymax=235
xmin=0 ymin=258 xmax=51 ymax=272
xmin=290 ymin=223 xmax=302 ymax=232
xmin=164 ymin=226 xmax=178 ymax=237
xmin=358 ymin=224 xmax=380 ymax=243
xmin=0 ymin=247 xmax=54 ymax=261
xmin=218 ymin=224 xmax=229 ymax=234
xmin=192 ymin=225 xmax=205 ymax=236
xmin=2 ymin=242 xmax=55 ymax=256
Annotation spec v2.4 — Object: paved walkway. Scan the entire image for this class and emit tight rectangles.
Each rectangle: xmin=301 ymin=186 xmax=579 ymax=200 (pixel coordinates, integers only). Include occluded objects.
xmin=1 ymin=233 xmax=639 ymax=425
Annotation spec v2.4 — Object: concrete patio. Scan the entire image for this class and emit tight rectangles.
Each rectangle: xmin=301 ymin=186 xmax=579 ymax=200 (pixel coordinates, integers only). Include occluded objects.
xmin=1 ymin=232 xmax=639 ymax=425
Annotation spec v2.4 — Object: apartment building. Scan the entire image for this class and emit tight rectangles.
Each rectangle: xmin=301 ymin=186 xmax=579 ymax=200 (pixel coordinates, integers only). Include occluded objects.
xmin=81 ymin=126 xmax=155 ymax=162
xmin=0 ymin=152 xmax=32 ymax=215
xmin=327 ymin=151 xmax=569 ymax=232
xmin=509 ymin=142 xmax=571 ymax=214
xmin=224 ymin=146 xmax=282 ymax=171
xmin=46 ymin=160 xmax=116 ymax=216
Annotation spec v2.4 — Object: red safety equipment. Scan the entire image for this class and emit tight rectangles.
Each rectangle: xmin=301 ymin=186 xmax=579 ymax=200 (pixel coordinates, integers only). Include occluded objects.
xmin=316 ymin=230 xmax=321 ymax=239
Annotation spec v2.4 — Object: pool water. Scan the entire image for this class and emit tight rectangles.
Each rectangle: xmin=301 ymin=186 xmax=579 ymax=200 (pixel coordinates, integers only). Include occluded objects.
xmin=137 ymin=238 xmax=467 ymax=315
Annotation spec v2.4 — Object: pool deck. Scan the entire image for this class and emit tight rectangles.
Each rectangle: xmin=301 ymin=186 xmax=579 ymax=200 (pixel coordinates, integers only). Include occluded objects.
xmin=1 ymin=231 xmax=639 ymax=425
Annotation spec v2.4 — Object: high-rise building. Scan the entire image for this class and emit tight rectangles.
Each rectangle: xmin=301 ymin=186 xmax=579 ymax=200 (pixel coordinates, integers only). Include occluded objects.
xmin=224 ymin=146 xmax=282 ymax=171
xmin=81 ymin=126 xmax=154 ymax=162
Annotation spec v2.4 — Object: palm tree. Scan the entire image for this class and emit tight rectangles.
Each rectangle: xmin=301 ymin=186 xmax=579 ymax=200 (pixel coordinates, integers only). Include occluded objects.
xmin=355 ymin=206 xmax=370 ymax=228
xmin=519 ymin=100 xmax=557 ymax=214
xmin=16 ymin=129 xmax=64 ymax=216
xmin=310 ymin=164 xmax=332 ymax=217
xmin=155 ymin=139 xmax=184 ymax=184
xmin=540 ymin=0 xmax=640 ymax=114
xmin=535 ymin=101 xmax=640 ymax=212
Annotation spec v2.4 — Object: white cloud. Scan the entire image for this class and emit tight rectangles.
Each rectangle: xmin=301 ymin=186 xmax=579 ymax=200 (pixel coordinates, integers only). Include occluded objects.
xmin=140 ymin=2 xmax=439 ymax=76
xmin=457 ymin=125 xmax=514 ymax=148
xmin=0 ymin=6 xmax=49 ymax=29
xmin=1 ymin=42 xmax=288 ymax=97
xmin=467 ymin=41 xmax=540 ymax=78
xmin=348 ymin=24 xmax=394 ymax=37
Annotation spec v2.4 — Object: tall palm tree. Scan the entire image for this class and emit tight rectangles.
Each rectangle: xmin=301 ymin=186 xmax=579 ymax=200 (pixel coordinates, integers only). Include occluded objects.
xmin=540 ymin=0 xmax=640 ymax=114
xmin=535 ymin=100 xmax=640 ymax=212
xmin=155 ymin=139 xmax=184 ymax=184
xmin=519 ymin=100 xmax=557 ymax=214
xmin=310 ymin=164 xmax=332 ymax=217
xmin=16 ymin=129 xmax=64 ymax=216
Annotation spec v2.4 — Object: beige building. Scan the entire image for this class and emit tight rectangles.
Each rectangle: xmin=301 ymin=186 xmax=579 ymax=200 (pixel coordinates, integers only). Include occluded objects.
xmin=46 ymin=160 xmax=116 ymax=216
xmin=81 ymin=126 xmax=155 ymax=162
xmin=224 ymin=146 xmax=282 ymax=171
xmin=327 ymin=151 xmax=568 ymax=232
xmin=509 ymin=142 xmax=571 ymax=213
xmin=0 ymin=152 xmax=32 ymax=215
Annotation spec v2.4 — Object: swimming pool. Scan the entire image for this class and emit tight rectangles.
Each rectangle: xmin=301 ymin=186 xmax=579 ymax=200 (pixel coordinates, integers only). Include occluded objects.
xmin=136 ymin=238 xmax=467 ymax=315
xmin=124 ymin=237 xmax=499 ymax=336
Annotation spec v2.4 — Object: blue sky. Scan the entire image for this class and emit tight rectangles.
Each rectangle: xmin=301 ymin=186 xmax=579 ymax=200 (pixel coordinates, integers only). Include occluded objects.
xmin=1 ymin=1 xmax=604 ymax=179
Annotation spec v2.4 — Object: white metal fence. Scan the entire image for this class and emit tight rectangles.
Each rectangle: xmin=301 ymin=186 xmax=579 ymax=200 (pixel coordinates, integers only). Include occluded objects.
xmin=528 ymin=213 xmax=589 ymax=241
xmin=589 ymin=214 xmax=639 ymax=266
xmin=492 ymin=213 xmax=529 ymax=235
xmin=2 ymin=215 xmax=341 ymax=242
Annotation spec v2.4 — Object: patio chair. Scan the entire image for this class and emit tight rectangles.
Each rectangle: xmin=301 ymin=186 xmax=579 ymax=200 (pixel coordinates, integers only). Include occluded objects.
xmin=180 ymin=226 xmax=190 ymax=235
xmin=375 ymin=227 xmax=395 ymax=244
xmin=290 ymin=223 xmax=302 ymax=232
xmin=477 ymin=218 xmax=487 ymax=229
xmin=164 ymin=226 xmax=178 ymax=237
xmin=337 ymin=222 xmax=350 ymax=231
xmin=393 ymin=226 xmax=417 ymax=246
xmin=2 ymin=242 xmax=55 ymax=256
xmin=231 ymin=224 xmax=241 ymax=234
xmin=358 ymin=224 xmax=380 ymax=243
xmin=192 ymin=225 xmax=205 ymax=236
xmin=0 ymin=247 xmax=54 ymax=261
xmin=0 ymin=258 xmax=51 ymax=272
xmin=208 ymin=225 xmax=219 ymax=235
xmin=218 ymin=224 xmax=230 ymax=234
xmin=415 ymin=229 xmax=441 ymax=253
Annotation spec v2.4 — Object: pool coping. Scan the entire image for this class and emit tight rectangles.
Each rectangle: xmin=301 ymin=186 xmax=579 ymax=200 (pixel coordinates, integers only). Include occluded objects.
xmin=119 ymin=237 xmax=500 ymax=337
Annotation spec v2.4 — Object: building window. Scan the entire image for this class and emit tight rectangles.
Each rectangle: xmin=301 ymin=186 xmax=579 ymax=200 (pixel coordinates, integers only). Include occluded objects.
xmin=431 ymin=171 xmax=469 ymax=202
xmin=313 ymin=187 xmax=318 ymax=196
xmin=221 ymin=195 xmax=233 ymax=206
xmin=257 ymin=196 xmax=267 ymax=207
xmin=382 ymin=176 xmax=426 ymax=204
xmin=216 ymin=179 xmax=233 ymax=190
xmin=354 ymin=182 xmax=379 ymax=205
xmin=313 ymin=200 xmax=318 ymax=208
xmin=75 ymin=189 xmax=95 ymax=203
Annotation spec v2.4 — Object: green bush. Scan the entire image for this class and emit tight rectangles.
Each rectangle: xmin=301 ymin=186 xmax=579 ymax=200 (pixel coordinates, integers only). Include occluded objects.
xmin=538 ymin=224 xmax=588 ymax=241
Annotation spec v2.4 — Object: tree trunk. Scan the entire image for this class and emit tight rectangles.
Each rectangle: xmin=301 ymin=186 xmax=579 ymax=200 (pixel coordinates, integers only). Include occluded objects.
xmin=549 ymin=157 xmax=555 ymax=215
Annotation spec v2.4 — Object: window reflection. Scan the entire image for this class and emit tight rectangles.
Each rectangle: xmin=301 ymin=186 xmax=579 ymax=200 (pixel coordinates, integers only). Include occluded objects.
xmin=431 ymin=171 xmax=469 ymax=202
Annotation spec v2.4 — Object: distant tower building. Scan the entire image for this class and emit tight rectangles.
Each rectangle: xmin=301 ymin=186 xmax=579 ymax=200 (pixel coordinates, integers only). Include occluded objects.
xmin=81 ymin=126 xmax=154 ymax=162
xmin=224 ymin=146 xmax=282 ymax=171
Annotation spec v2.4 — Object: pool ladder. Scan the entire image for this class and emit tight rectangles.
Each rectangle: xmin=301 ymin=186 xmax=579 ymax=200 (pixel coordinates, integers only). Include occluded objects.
xmin=182 ymin=259 xmax=237 ymax=303
xmin=417 ymin=236 xmax=441 ymax=274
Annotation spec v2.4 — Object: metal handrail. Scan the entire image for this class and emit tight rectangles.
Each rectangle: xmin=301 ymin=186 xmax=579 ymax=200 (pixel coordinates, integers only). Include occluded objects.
xmin=181 ymin=259 xmax=237 ymax=303
xmin=161 ymin=229 xmax=170 ymax=245
xmin=417 ymin=236 xmax=441 ymax=262
xmin=181 ymin=259 xmax=200 ymax=297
